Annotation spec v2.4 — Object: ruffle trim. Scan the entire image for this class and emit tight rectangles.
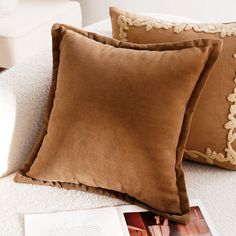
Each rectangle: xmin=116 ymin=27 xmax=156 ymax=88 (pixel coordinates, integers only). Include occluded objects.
xmin=14 ymin=171 xmax=189 ymax=224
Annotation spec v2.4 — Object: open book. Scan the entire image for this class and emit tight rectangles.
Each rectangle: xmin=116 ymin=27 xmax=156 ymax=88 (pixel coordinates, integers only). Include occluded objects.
xmin=25 ymin=199 xmax=217 ymax=236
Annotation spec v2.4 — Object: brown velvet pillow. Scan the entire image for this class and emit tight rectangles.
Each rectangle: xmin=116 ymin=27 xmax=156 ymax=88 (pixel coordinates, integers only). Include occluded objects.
xmin=110 ymin=7 xmax=236 ymax=170
xmin=14 ymin=24 xmax=222 ymax=223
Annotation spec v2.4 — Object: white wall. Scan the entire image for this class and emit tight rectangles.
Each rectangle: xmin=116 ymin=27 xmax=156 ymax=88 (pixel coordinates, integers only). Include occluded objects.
xmin=77 ymin=0 xmax=236 ymax=26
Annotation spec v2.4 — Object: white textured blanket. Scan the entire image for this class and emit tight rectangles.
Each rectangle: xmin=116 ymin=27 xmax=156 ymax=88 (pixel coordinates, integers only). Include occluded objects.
xmin=0 ymin=19 xmax=236 ymax=236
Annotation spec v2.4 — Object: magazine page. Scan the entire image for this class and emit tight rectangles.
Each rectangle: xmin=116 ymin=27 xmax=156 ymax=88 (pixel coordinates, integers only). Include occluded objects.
xmin=24 ymin=207 xmax=124 ymax=236
xmin=24 ymin=199 xmax=216 ymax=236
xmin=116 ymin=199 xmax=217 ymax=236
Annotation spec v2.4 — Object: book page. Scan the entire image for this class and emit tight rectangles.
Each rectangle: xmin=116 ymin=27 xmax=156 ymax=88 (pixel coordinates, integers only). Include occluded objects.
xmin=116 ymin=200 xmax=217 ymax=236
xmin=24 ymin=207 xmax=124 ymax=236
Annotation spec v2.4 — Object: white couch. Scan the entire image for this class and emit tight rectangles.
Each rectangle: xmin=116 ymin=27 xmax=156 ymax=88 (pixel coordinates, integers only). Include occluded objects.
xmin=0 ymin=19 xmax=236 ymax=236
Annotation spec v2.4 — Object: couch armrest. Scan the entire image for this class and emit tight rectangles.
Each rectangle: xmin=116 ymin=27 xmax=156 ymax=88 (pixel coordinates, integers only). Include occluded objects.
xmin=0 ymin=50 xmax=52 ymax=177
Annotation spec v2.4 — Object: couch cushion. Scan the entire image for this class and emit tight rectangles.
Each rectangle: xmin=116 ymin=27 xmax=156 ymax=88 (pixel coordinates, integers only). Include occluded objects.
xmin=0 ymin=50 xmax=52 ymax=177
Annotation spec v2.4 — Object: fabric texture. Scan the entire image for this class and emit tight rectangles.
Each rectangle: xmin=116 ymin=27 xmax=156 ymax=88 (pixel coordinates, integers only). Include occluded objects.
xmin=14 ymin=24 xmax=222 ymax=223
xmin=0 ymin=15 xmax=197 ymax=179
xmin=110 ymin=7 xmax=236 ymax=170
